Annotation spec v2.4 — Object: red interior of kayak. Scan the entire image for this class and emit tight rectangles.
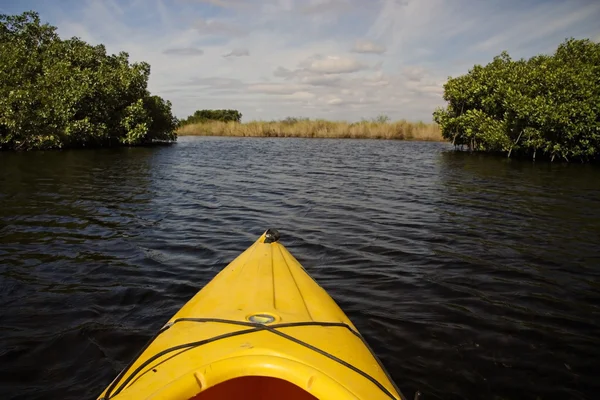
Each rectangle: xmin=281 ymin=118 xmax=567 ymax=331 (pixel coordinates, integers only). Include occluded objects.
xmin=189 ymin=376 xmax=318 ymax=400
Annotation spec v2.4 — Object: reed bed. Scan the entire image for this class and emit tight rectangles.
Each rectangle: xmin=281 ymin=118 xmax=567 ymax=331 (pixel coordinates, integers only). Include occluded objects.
xmin=177 ymin=119 xmax=443 ymax=141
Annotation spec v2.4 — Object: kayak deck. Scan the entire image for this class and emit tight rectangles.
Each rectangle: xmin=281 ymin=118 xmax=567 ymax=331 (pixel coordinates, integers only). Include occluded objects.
xmin=98 ymin=230 xmax=404 ymax=400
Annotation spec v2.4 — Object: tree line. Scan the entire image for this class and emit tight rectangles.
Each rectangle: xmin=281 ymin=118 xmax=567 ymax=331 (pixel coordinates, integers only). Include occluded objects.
xmin=0 ymin=11 xmax=178 ymax=151
xmin=434 ymin=38 xmax=600 ymax=162
xmin=178 ymin=109 xmax=242 ymax=126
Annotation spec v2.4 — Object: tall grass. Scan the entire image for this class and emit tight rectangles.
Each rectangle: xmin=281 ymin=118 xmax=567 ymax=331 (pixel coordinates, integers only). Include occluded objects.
xmin=177 ymin=119 xmax=443 ymax=141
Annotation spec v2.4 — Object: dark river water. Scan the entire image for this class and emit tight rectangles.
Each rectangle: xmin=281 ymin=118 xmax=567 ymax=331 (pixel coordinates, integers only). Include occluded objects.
xmin=1 ymin=136 xmax=599 ymax=400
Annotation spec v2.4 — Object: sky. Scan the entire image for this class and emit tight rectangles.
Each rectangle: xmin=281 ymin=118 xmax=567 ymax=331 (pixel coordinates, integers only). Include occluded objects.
xmin=1 ymin=0 xmax=599 ymax=122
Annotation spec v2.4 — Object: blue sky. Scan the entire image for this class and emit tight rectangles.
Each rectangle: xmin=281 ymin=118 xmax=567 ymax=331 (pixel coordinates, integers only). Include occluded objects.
xmin=1 ymin=0 xmax=599 ymax=122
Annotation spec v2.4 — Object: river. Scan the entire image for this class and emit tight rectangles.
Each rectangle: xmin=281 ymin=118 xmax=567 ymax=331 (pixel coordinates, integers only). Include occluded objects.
xmin=1 ymin=136 xmax=599 ymax=399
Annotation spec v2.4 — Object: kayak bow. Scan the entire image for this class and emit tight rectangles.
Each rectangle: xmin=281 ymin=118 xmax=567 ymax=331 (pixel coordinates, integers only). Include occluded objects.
xmin=98 ymin=229 xmax=404 ymax=400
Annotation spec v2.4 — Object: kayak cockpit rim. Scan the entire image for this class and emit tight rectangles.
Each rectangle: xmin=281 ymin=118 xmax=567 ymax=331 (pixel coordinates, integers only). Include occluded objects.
xmin=101 ymin=318 xmax=401 ymax=400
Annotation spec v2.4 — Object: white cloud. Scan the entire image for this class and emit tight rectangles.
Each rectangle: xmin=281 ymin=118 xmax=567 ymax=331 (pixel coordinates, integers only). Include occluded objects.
xmin=471 ymin=2 xmax=600 ymax=52
xmin=298 ymin=0 xmax=351 ymax=15
xmin=194 ymin=17 xmax=244 ymax=36
xmin=162 ymin=47 xmax=204 ymax=56
xmin=45 ymin=0 xmax=600 ymax=122
xmin=194 ymin=0 xmax=280 ymax=10
xmin=351 ymin=39 xmax=386 ymax=54
xmin=282 ymin=91 xmax=316 ymax=100
xmin=300 ymin=75 xmax=342 ymax=86
xmin=194 ymin=0 xmax=248 ymax=7
xmin=305 ymin=56 xmax=368 ymax=74
xmin=273 ymin=66 xmax=294 ymax=78
xmin=223 ymin=48 xmax=250 ymax=57
xmin=248 ymin=83 xmax=307 ymax=95
xmin=402 ymin=66 xmax=425 ymax=82
xmin=187 ymin=77 xmax=244 ymax=86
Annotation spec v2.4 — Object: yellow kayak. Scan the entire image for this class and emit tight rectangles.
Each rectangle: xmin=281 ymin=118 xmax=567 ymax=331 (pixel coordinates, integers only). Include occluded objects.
xmin=98 ymin=230 xmax=404 ymax=400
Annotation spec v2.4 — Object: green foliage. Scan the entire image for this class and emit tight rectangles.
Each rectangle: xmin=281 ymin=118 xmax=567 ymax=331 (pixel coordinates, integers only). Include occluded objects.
xmin=372 ymin=114 xmax=391 ymax=124
xmin=280 ymin=117 xmax=310 ymax=124
xmin=359 ymin=114 xmax=391 ymax=124
xmin=144 ymin=96 xmax=179 ymax=142
xmin=433 ymin=38 xmax=600 ymax=162
xmin=179 ymin=109 xmax=242 ymax=126
xmin=0 ymin=11 xmax=177 ymax=150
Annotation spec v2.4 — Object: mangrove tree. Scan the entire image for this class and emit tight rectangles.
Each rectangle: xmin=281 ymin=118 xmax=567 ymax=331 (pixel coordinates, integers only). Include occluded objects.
xmin=178 ymin=109 xmax=242 ymax=126
xmin=433 ymin=38 xmax=600 ymax=162
xmin=0 ymin=11 xmax=178 ymax=150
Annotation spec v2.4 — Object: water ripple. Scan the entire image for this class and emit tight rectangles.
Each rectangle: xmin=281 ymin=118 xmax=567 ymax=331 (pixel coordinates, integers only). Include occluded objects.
xmin=1 ymin=137 xmax=599 ymax=400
